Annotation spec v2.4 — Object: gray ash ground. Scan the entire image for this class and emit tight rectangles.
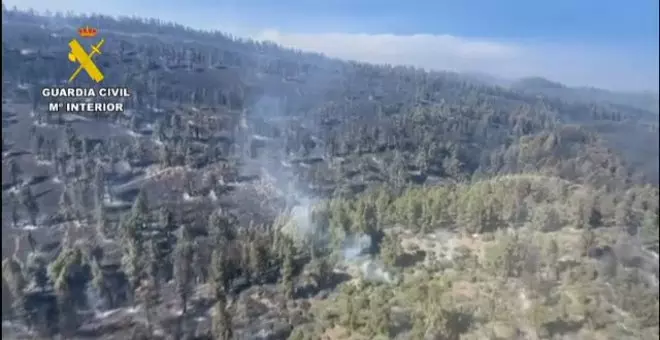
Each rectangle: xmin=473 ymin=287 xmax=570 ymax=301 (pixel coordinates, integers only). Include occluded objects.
xmin=2 ymin=85 xmax=345 ymax=340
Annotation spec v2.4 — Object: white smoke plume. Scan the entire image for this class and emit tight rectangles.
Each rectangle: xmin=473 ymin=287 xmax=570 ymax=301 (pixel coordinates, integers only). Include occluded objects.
xmin=245 ymin=94 xmax=395 ymax=285
xmin=341 ymin=233 xmax=395 ymax=284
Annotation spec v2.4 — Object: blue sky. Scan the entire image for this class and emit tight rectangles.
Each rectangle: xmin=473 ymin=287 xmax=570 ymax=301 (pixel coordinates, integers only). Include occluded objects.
xmin=4 ymin=0 xmax=659 ymax=92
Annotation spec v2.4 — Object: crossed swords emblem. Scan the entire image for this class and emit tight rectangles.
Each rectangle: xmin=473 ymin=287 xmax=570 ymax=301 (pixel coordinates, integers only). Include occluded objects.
xmin=68 ymin=38 xmax=105 ymax=83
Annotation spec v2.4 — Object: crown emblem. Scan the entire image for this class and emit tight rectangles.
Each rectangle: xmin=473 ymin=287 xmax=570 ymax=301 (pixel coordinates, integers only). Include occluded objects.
xmin=78 ymin=26 xmax=98 ymax=38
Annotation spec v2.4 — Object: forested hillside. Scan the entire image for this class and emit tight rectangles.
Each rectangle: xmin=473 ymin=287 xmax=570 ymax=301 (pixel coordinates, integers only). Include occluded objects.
xmin=1 ymin=8 xmax=658 ymax=340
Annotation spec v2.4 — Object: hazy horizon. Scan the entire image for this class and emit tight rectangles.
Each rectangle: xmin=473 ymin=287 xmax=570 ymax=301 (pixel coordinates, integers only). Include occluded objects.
xmin=4 ymin=0 xmax=659 ymax=93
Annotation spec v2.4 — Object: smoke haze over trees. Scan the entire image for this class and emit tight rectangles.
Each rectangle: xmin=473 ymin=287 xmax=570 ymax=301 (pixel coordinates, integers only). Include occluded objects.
xmin=1 ymin=7 xmax=658 ymax=340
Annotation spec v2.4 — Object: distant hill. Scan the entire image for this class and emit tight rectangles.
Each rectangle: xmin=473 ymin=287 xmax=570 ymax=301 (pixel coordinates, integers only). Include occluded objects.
xmin=511 ymin=76 xmax=566 ymax=90
xmin=511 ymin=76 xmax=659 ymax=115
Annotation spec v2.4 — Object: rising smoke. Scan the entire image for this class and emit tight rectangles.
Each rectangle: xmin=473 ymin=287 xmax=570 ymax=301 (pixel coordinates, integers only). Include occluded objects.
xmin=245 ymin=94 xmax=395 ymax=284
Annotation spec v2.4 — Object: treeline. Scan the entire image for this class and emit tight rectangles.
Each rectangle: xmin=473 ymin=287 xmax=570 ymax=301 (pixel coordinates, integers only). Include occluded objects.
xmin=317 ymin=175 xmax=658 ymax=252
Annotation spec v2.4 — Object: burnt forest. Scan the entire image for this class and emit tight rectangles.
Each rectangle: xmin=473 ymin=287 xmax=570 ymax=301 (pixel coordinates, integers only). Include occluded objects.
xmin=1 ymin=7 xmax=659 ymax=340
